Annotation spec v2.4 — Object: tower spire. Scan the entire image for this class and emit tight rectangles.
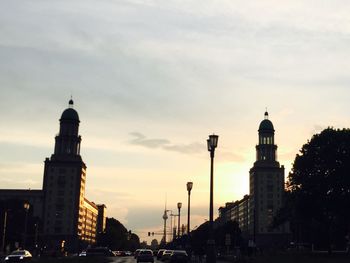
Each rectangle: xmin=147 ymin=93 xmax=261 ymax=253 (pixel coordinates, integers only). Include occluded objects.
xmin=69 ymin=96 xmax=74 ymax=108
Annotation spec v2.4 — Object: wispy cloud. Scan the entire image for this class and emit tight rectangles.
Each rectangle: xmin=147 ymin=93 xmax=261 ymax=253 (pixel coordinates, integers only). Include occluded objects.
xmin=129 ymin=132 xmax=170 ymax=149
xmin=163 ymin=143 xmax=202 ymax=154
xmin=128 ymin=132 xmax=203 ymax=154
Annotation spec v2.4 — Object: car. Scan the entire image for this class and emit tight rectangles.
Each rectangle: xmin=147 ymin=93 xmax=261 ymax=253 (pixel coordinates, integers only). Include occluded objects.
xmin=78 ymin=251 xmax=86 ymax=257
xmin=134 ymin=249 xmax=142 ymax=258
xmin=114 ymin=250 xmax=126 ymax=256
xmin=157 ymin=249 xmax=166 ymax=260
xmin=161 ymin=250 xmax=173 ymax=261
xmin=85 ymin=247 xmax=115 ymax=257
xmin=4 ymin=250 xmax=32 ymax=262
xmin=137 ymin=249 xmax=154 ymax=263
xmin=170 ymin=250 xmax=188 ymax=263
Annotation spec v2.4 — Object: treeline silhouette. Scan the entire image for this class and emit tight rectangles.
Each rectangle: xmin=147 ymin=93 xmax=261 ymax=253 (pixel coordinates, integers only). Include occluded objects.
xmin=274 ymin=128 xmax=350 ymax=252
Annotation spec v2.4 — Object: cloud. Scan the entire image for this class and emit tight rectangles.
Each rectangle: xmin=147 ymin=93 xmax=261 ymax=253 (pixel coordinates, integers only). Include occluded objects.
xmin=163 ymin=143 xmax=202 ymax=154
xmin=128 ymin=132 xmax=203 ymax=154
xmin=129 ymin=132 xmax=170 ymax=149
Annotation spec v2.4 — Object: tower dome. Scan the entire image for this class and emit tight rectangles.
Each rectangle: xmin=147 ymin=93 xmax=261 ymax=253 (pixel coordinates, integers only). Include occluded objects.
xmin=60 ymin=99 xmax=80 ymax=122
xmin=255 ymin=111 xmax=277 ymax=163
xmin=54 ymin=99 xmax=82 ymax=158
xmin=258 ymin=111 xmax=274 ymax=132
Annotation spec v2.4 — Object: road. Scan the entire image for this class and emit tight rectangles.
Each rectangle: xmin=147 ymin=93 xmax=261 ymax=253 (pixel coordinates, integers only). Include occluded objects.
xmin=25 ymin=256 xmax=166 ymax=263
xmin=110 ymin=256 xmax=161 ymax=263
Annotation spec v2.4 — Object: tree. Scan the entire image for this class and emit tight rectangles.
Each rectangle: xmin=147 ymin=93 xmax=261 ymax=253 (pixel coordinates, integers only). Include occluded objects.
xmin=282 ymin=128 xmax=350 ymax=251
xmin=96 ymin=217 xmax=140 ymax=250
xmin=140 ymin=241 xmax=148 ymax=249
xmin=0 ymin=199 xmax=41 ymax=253
xmin=190 ymin=221 xmax=209 ymax=255
xmin=150 ymin=239 xmax=159 ymax=250
xmin=215 ymin=220 xmax=243 ymax=253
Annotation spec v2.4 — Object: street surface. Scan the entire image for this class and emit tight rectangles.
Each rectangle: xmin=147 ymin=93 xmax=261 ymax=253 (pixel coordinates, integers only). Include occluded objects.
xmin=109 ymin=256 xmax=160 ymax=263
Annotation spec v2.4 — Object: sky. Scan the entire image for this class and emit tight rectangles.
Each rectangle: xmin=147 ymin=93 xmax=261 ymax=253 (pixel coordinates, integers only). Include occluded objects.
xmin=1 ymin=0 xmax=350 ymax=243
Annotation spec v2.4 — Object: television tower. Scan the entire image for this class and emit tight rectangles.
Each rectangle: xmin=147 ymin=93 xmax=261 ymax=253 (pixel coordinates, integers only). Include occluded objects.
xmin=162 ymin=208 xmax=168 ymax=243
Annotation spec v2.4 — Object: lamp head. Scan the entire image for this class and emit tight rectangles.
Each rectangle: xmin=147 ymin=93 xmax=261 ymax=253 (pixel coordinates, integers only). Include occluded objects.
xmin=177 ymin=202 xmax=182 ymax=209
xmin=187 ymin=182 xmax=193 ymax=192
xmin=208 ymin=134 xmax=219 ymax=151
xmin=23 ymin=202 xmax=30 ymax=210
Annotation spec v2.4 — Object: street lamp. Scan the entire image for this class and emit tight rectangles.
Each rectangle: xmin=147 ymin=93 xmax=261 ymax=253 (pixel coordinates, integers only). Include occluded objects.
xmin=23 ymin=202 xmax=30 ymax=249
xmin=169 ymin=212 xmax=177 ymax=241
xmin=186 ymin=182 xmax=193 ymax=235
xmin=207 ymin=134 xmax=218 ymax=263
xmin=177 ymin=202 xmax=182 ymax=238
xmin=1 ymin=210 xmax=7 ymax=254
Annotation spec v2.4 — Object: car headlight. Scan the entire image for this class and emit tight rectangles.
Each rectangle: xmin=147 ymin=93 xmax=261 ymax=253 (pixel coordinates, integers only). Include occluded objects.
xmin=4 ymin=256 xmax=9 ymax=260
xmin=20 ymin=256 xmax=24 ymax=259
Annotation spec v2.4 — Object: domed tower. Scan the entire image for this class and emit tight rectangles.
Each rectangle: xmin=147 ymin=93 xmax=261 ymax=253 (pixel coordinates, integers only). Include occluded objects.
xmin=255 ymin=111 xmax=278 ymax=164
xmin=42 ymin=99 xmax=88 ymax=251
xmin=53 ymin=99 xmax=82 ymax=160
xmin=248 ymin=112 xmax=288 ymax=247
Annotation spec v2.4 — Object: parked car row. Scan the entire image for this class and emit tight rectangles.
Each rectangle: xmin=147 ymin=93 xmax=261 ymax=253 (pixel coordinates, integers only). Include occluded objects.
xmin=78 ymin=247 xmax=133 ymax=257
xmin=2 ymin=248 xmax=188 ymax=263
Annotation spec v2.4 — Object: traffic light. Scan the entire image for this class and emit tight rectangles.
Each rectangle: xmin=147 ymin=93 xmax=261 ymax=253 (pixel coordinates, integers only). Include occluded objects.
xmin=148 ymin=232 xmax=151 ymax=236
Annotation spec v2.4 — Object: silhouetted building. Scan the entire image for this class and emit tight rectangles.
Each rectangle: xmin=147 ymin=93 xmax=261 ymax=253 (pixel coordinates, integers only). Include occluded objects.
xmin=217 ymin=195 xmax=249 ymax=234
xmin=0 ymin=100 xmax=107 ymax=252
xmin=96 ymin=204 xmax=107 ymax=235
xmin=249 ymin=111 xmax=289 ymax=247
xmin=218 ymin=112 xmax=289 ymax=247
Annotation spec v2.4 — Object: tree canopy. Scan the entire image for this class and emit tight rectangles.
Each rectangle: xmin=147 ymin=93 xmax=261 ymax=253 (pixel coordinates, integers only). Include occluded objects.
xmin=282 ymin=128 xmax=350 ymax=250
xmin=96 ymin=217 xmax=140 ymax=251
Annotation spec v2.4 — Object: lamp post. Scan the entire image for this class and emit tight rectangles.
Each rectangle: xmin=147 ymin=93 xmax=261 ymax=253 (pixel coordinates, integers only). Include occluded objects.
xmin=1 ymin=210 xmax=7 ymax=254
xmin=177 ymin=202 xmax=182 ymax=238
xmin=207 ymin=134 xmax=218 ymax=263
xmin=23 ymin=202 xmax=30 ymax=249
xmin=170 ymin=212 xmax=177 ymax=241
xmin=186 ymin=182 xmax=193 ymax=235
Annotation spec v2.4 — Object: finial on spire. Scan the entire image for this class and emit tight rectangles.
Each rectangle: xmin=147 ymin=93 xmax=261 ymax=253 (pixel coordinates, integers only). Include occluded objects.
xmin=264 ymin=109 xmax=269 ymax=119
xmin=69 ymin=96 xmax=74 ymax=108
